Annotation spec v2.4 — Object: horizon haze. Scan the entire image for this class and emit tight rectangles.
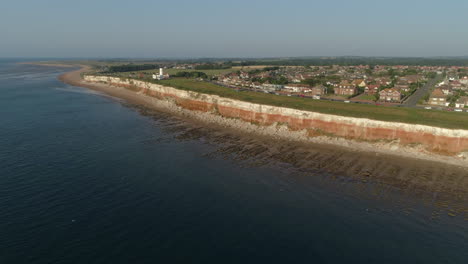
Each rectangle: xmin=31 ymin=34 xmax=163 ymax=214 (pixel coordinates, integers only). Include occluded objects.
xmin=1 ymin=0 xmax=468 ymax=58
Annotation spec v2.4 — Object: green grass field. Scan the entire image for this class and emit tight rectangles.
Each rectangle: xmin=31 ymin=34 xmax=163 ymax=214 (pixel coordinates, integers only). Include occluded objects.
xmin=354 ymin=94 xmax=376 ymax=101
xmin=110 ymin=68 xmax=236 ymax=78
xmin=164 ymin=68 xmax=235 ymax=77
xmin=152 ymin=78 xmax=468 ymax=130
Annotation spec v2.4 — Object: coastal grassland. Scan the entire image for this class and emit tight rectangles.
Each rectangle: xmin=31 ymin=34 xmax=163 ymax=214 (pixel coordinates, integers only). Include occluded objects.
xmin=109 ymin=68 xmax=236 ymax=78
xmin=353 ymin=94 xmax=376 ymax=101
xmin=153 ymin=78 xmax=468 ymax=130
xmin=164 ymin=68 xmax=235 ymax=77
xmin=232 ymin=65 xmax=300 ymax=70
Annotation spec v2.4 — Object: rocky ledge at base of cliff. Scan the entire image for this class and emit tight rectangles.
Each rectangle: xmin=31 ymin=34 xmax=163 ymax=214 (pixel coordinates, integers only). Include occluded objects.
xmin=82 ymin=75 xmax=468 ymax=167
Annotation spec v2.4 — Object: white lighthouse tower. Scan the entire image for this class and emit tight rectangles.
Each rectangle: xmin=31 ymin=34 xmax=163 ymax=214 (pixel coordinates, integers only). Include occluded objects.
xmin=153 ymin=68 xmax=166 ymax=80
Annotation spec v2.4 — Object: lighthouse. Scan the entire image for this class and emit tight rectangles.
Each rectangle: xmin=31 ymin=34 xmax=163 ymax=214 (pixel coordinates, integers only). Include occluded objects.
xmin=153 ymin=68 xmax=166 ymax=80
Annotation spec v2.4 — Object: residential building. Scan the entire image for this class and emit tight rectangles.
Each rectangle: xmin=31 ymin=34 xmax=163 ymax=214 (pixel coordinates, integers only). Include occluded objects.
xmin=365 ymin=85 xmax=380 ymax=95
xmin=311 ymin=85 xmax=327 ymax=95
xmin=335 ymin=86 xmax=357 ymax=96
xmin=379 ymin=88 xmax=401 ymax=102
xmin=352 ymin=79 xmax=366 ymax=87
xmin=439 ymin=85 xmax=453 ymax=96
xmin=284 ymin=84 xmax=309 ymax=93
xmin=455 ymin=96 xmax=468 ymax=109
xmin=429 ymin=88 xmax=447 ymax=106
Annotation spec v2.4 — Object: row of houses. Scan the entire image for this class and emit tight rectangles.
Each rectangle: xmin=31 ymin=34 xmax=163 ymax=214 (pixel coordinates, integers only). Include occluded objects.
xmin=429 ymin=88 xmax=468 ymax=108
xmin=428 ymin=76 xmax=468 ymax=108
xmin=219 ymin=69 xmax=431 ymax=102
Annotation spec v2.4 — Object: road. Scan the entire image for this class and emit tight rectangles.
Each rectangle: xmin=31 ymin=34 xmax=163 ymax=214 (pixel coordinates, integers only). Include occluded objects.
xmin=402 ymin=74 xmax=443 ymax=107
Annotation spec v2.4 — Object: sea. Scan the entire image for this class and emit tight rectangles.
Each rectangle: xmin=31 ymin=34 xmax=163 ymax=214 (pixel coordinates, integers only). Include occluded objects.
xmin=0 ymin=59 xmax=467 ymax=264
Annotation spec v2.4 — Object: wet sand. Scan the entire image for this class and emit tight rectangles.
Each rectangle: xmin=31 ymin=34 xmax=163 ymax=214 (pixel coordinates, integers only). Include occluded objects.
xmin=19 ymin=62 xmax=78 ymax=68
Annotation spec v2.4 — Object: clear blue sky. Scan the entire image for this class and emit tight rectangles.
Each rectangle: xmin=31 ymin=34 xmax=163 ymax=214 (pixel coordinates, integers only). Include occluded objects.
xmin=1 ymin=0 xmax=467 ymax=58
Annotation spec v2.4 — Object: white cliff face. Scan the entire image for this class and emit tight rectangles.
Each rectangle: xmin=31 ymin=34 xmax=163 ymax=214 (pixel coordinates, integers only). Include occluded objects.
xmin=80 ymin=75 xmax=468 ymax=166
xmin=84 ymin=75 xmax=468 ymax=139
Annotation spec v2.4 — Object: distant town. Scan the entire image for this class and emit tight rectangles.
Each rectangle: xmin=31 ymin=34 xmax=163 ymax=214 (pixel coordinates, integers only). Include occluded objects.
xmin=96 ymin=60 xmax=468 ymax=112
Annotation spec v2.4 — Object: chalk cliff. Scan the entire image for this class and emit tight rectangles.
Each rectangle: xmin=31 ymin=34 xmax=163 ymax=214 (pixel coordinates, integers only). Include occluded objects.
xmin=83 ymin=75 xmax=468 ymax=161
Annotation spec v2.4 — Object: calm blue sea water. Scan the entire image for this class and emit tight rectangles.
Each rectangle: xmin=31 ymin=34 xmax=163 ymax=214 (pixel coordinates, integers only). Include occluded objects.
xmin=0 ymin=60 xmax=467 ymax=264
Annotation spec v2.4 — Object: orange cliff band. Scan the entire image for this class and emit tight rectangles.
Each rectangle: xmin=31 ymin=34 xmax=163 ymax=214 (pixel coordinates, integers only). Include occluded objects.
xmin=85 ymin=76 xmax=468 ymax=156
xmin=179 ymin=100 xmax=468 ymax=155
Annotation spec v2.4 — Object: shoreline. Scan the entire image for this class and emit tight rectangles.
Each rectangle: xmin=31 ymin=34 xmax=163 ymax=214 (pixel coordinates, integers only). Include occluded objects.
xmin=56 ymin=67 xmax=468 ymax=169
xmin=18 ymin=62 xmax=79 ymax=68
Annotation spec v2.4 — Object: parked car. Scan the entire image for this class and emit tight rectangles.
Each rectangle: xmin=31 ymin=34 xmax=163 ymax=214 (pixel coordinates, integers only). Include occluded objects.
xmin=344 ymin=100 xmax=350 ymax=103
xmin=424 ymin=106 xmax=432 ymax=110
xmin=454 ymin=109 xmax=463 ymax=112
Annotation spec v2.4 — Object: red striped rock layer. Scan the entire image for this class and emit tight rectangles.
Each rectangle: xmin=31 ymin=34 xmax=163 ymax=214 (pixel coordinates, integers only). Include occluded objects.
xmin=84 ymin=76 xmax=468 ymax=156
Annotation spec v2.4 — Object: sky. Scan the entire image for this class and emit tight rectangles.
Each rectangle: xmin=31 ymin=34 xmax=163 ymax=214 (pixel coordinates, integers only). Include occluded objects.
xmin=1 ymin=0 xmax=467 ymax=58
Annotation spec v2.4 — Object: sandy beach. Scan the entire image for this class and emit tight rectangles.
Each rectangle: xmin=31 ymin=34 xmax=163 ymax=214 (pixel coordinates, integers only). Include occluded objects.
xmin=58 ymin=66 xmax=163 ymax=111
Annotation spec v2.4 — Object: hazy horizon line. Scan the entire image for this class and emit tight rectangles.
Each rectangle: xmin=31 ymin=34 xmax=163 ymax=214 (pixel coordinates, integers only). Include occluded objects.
xmin=2 ymin=55 xmax=468 ymax=60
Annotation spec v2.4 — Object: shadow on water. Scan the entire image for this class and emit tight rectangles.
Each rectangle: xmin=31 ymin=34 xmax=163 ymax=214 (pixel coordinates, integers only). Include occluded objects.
xmin=128 ymin=102 xmax=468 ymax=222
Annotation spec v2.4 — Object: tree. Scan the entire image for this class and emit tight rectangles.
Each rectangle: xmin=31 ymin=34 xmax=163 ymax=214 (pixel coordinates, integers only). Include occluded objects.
xmin=325 ymin=85 xmax=334 ymax=94
xmin=422 ymin=94 xmax=430 ymax=102
xmin=174 ymin=71 xmax=208 ymax=79
xmin=374 ymin=93 xmax=380 ymax=101
xmin=106 ymin=64 xmax=159 ymax=73
xmin=357 ymin=86 xmax=365 ymax=94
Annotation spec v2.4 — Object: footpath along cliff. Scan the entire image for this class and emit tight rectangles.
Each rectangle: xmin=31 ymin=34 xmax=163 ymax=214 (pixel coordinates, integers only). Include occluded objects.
xmin=82 ymin=75 xmax=468 ymax=164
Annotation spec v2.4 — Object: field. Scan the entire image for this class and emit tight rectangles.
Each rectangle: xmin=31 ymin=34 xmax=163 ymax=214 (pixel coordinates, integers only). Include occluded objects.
xmin=353 ymin=94 xmax=376 ymax=101
xmin=164 ymin=68 xmax=235 ymax=77
xmin=154 ymin=78 xmax=468 ymax=130
xmin=109 ymin=65 xmax=292 ymax=78
xmin=109 ymin=68 xmax=236 ymax=78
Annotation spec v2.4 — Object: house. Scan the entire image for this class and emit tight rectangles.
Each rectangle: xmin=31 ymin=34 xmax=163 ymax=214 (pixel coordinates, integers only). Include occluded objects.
xmin=311 ymin=85 xmax=327 ymax=95
xmin=450 ymin=80 xmax=463 ymax=90
xmin=455 ymin=96 xmax=468 ymax=109
xmin=335 ymin=86 xmax=357 ymax=96
xmin=429 ymin=88 xmax=447 ymax=106
xmin=261 ymin=84 xmax=283 ymax=92
xmin=335 ymin=80 xmax=356 ymax=95
xmin=338 ymin=80 xmax=354 ymax=89
xmin=401 ymin=75 xmax=423 ymax=84
xmin=365 ymin=85 xmax=380 ymax=95
xmin=379 ymin=88 xmax=401 ymax=102
xmin=283 ymin=84 xmax=309 ymax=93
xmin=352 ymin=79 xmax=366 ymax=87
xmin=239 ymin=72 xmax=250 ymax=79
xmin=375 ymin=77 xmax=391 ymax=86
xmin=439 ymin=85 xmax=453 ymax=96
xmin=459 ymin=76 xmax=468 ymax=85
xmin=394 ymin=84 xmax=410 ymax=92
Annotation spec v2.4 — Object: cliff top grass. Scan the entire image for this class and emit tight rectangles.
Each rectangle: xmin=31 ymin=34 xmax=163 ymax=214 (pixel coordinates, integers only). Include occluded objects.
xmin=151 ymin=78 xmax=468 ymax=130
xmin=164 ymin=68 xmax=235 ymax=77
xmin=108 ymin=68 xmax=236 ymax=78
